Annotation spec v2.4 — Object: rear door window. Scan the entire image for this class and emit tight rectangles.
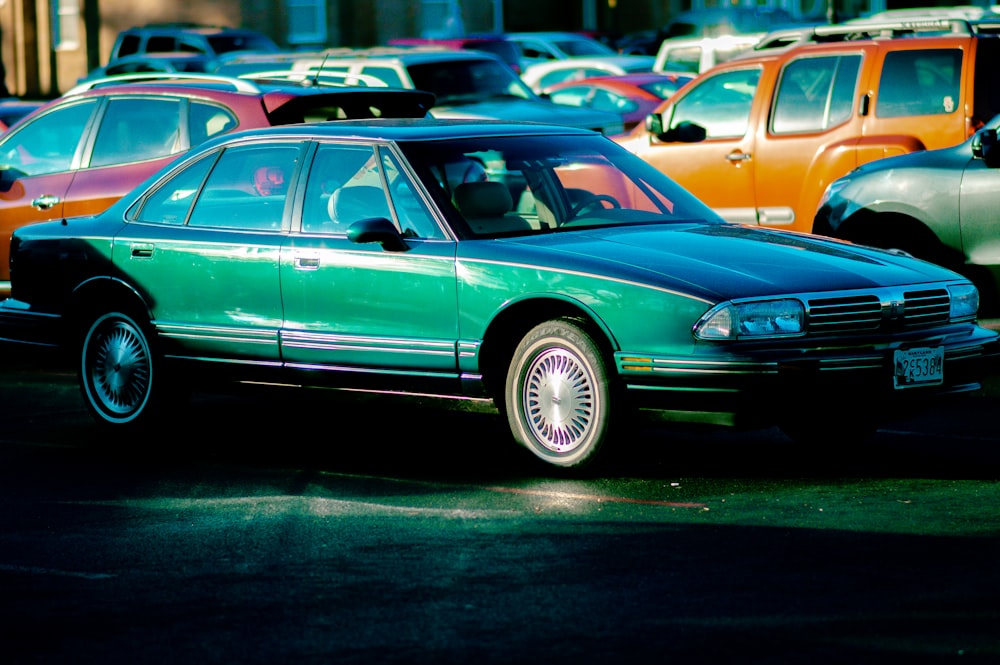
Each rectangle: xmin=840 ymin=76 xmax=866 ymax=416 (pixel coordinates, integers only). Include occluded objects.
xmin=771 ymin=54 xmax=861 ymax=134
xmin=90 ymin=97 xmax=184 ymax=168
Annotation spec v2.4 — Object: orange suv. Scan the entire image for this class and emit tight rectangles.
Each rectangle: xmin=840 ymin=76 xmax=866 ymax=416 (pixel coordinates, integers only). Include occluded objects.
xmin=614 ymin=19 xmax=1000 ymax=234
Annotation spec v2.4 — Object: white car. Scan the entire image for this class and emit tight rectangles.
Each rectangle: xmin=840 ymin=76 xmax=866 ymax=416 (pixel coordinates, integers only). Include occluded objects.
xmin=505 ymin=31 xmax=617 ymax=71
xmin=520 ymin=55 xmax=656 ymax=94
xmin=652 ymin=34 xmax=761 ymax=75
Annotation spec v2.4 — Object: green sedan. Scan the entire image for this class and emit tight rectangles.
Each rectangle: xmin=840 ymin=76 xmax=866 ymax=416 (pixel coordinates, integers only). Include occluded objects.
xmin=0 ymin=119 xmax=996 ymax=469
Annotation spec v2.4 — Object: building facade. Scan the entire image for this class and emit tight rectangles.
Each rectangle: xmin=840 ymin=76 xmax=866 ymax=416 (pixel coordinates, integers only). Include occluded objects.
xmin=0 ymin=0 xmax=965 ymax=98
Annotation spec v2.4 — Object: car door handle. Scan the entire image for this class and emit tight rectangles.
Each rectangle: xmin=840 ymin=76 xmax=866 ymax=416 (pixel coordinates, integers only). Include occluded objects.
xmin=294 ymin=256 xmax=320 ymax=270
xmin=726 ymin=151 xmax=751 ymax=163
xmin=131 ymin=243 xmax=154 ymax=259
xmin=30 ymin=194 xmax=60 ymax=210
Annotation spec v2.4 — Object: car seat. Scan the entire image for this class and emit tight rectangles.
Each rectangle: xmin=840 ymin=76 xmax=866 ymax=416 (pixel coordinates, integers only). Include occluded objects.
xmin=453 ymin=181 xmax=532 ymax=234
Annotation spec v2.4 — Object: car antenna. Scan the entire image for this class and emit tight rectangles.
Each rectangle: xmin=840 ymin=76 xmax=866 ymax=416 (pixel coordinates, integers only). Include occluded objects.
xmin=313 ymin=51 xmax=332 ymax=88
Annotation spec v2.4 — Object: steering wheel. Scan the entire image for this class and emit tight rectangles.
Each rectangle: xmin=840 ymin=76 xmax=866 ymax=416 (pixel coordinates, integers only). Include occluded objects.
xmin=568 ymin=194 xmax=621 ymax=219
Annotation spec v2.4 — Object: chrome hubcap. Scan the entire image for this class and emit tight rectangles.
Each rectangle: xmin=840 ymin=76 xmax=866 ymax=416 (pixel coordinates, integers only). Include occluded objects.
xmin=523 ymin=348 xmax=594 ymax=454
xmin=91 ymin=320 xmax=151 ymax=416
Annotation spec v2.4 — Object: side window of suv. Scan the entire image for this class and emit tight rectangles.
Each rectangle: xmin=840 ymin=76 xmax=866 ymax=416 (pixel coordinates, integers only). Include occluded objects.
xmin=670 ymin=67 xmax=760 ymax=138
xmin=90 ymin=97 xmax=183 ymax=168
xmin=358 ymin=66 xmax=405 ymax=88
xmin=144 ymin=35 xmax=178 ymax=53
xmin=190 ymin=102 xmax=237 ymax=145
xmin=0 ymin=99 xmax=97 ymax=176
xmin=662 ymin=46 xmax=702 ymax=74
xmin=772 ymin=54 xmax=861 ymax=134
xmin=116 ymin=34 xmax=141 ymax=58
xmin=877 ymin=49 xmax=962 ymax=118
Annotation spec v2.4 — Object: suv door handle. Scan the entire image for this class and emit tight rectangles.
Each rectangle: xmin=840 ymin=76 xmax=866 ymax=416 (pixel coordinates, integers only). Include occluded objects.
xmin=30 ymin=194 xmax=60 ymax=210
xmin=726 ymin=151 xmax=751 ymax=163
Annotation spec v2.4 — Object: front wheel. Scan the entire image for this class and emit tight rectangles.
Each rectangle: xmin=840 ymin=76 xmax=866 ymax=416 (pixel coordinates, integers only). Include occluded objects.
xmin=504 ymin=319 xmax=615 ymax=469
xmin=79 ymin=311 xmax=158 ymax=427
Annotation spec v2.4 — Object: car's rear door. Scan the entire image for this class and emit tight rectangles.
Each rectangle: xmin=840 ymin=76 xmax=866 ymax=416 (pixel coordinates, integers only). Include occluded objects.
xmin=65 ymin=95 xmax=240 ymax=218
xmin=750 ymin=50 xmax=866 ymax=233
xmin=119 ymin=142 xmax=301 ymax=362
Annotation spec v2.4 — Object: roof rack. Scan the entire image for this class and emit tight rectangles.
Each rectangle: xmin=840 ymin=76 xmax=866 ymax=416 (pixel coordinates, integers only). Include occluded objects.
xmin=64 ymin=72 xmax=264 ymax=96
xmin=753 ymin=17 xmax=975 ymax=52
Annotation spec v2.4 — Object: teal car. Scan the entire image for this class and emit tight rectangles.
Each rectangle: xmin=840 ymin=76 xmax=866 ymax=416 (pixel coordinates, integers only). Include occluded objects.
xmin=0 ymin=119 xmax=996 ymax=469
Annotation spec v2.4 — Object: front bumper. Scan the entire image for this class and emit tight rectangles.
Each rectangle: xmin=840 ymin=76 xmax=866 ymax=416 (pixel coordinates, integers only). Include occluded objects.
xmin=617 ymin=323 xmax=1000 ymax=427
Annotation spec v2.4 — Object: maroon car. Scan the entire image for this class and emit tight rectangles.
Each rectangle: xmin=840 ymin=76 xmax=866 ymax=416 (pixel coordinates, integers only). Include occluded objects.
xmin=545 ymin=72 xmax=693 ymax=131
xmin=0 ymin=74 xmax=432 ymax=297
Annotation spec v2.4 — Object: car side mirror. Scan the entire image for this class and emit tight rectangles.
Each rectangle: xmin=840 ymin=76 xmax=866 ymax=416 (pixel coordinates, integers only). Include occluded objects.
xmin=663 ymin=120 xmax=707 ymax=143
xmin=644 ymin=113 xmax=706 ymax=143
xmin=346 ymin=217 xmax=409 ymax=252
xmin=973 ymin=128 xmax=1000 ymax=168
xmin=644 ymin=112 xmax=665 ymax=136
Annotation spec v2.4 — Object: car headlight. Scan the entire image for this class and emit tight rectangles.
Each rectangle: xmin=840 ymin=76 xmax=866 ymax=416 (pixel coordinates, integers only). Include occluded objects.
xmin=694 ymin=299 xmax=805 ymax=340
xmin=948 ymin=283 xmax=979 ymax=321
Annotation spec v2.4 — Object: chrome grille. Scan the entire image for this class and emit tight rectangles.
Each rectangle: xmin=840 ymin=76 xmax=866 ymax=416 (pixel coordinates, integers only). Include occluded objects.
xmin=806 ymin=288 xmax=950 ymax=334
xmin=902 ymin=289 xmax=951 ymax=325
xmin=807 ymin=294 xmax=882 ymax=333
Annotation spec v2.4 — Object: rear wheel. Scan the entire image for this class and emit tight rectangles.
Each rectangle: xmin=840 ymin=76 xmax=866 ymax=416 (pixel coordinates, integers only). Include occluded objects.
xmin=504 ymin=319 xmax=615 ymax=469
xmin=79 ymin=310 xmax=158 ymax=427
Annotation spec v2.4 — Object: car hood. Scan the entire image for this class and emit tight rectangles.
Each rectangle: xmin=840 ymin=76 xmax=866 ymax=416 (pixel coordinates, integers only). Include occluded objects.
xmin=497 ymin=222 xmax=961 ymax=302
xmin=429 ymin=98 xmax=622 ymax=132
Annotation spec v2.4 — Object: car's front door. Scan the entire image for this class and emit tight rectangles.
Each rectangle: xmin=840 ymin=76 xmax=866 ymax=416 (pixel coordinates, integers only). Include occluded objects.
xmin=279 ymin=142 xmax=460 ymax=383
xmin=620 ymin=65 xmax=763 ymax=225
xmin=0 ymin=98 xmax=99 ymax=289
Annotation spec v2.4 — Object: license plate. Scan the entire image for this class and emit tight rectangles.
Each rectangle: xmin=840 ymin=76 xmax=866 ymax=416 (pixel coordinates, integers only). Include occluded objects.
xmin=893 ymin=347 xmax=944 ymax=389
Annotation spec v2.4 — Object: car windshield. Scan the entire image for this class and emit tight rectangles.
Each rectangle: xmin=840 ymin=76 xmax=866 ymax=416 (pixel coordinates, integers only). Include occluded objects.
xmin=554 ymin=38 xmax=616 ymax=57
xmin=407 ymin=60 xmax=535 ymax=105
xmin=399 ymin=133 xmax=719 ymax=238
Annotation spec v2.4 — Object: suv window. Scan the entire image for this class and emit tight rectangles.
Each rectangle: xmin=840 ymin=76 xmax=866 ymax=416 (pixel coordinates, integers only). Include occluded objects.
xmin=146 ymin=36 xmax=179 ymax=53
xmin=972 ymin=38 xmax=1000 ymax=125
xmin=407 ymin=59 xmax=531 ymax=104
xmin=772 ymin=55 xmax=860 ymax=134
xmin=358 ymin=66 xmax=405 ymax=87
xmin=877 ymin=49 xmax=962 ymax=118
xmin=91 ymin=98 xmax=183 ymax=167
xmin=661 ymin=46 xmax=702 ymax=74
xmin=0 ymin=100 xmax=97 ymax=175
xmin=671 ymin=67 xmax=760 ymax=138
xmin=116 ymin=34 xmax=141 ymax=58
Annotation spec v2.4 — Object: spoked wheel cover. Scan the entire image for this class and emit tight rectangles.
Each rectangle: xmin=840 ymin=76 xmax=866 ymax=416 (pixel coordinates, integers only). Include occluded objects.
xmin=522 ymin=346 xmax=597 ymax=455
xmin=83 ymin=314 xmax=153 ymax=422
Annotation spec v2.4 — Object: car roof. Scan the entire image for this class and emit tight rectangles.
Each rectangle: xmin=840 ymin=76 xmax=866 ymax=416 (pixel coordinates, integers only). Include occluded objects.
xmin=122 ymin=24 xmax=269 ymax=37
xmin=39 ymin=75 xmax=435 ymax=123
xmin=552 ymin=71 xmax=691 ymax=87
xmin=751 ymin=17 xmax=978 ymax=53
xmin=506 ymin=32 xmax=601 ymax=40
xmin=526 ymin=55 xmax=655 ymax=69
xmin=205 ymin=117 xmax=598 ymax=144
